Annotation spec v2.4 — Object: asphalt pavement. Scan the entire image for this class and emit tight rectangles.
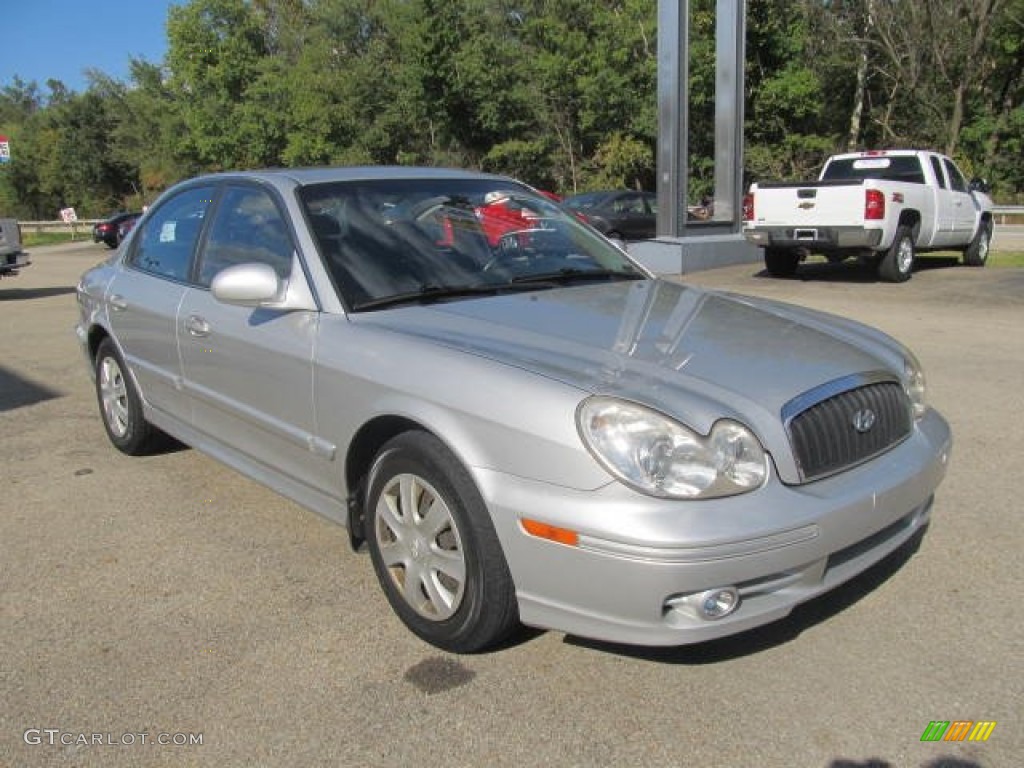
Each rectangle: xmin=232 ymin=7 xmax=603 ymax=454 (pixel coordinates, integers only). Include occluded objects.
xmin=1 ymin=242 xmax=1021 ymax=767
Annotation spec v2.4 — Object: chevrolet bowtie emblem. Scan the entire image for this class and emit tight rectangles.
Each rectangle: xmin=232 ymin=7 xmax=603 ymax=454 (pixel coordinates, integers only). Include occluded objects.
xmin=798 ymin=202 xmax=815 ymax=210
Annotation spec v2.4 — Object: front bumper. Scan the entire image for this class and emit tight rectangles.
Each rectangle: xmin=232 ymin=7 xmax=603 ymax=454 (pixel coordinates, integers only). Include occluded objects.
xmin=477 ymin=409 xmax=951 ymax=646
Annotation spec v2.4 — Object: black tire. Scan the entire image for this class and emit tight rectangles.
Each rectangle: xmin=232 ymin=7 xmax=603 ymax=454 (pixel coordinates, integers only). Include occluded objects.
xmin=963 ymin=222 xmax=991 ymax=267
xmin=764 ymin=248 xmax=799 ymax=277
xmin=364 ymin=431 xmax=518 ymax=653
xmin=878 ymin=226 xmax=915 ymax=283
xmin=94 ymin=338 xmax=162 ymax=455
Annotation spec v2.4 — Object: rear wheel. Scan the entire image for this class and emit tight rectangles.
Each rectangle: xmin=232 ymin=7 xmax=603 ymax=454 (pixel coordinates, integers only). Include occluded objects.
xmin=365 ymin=431 xmax=518 ymax=653
xmin=963 ymin=222 xmax=991 ymax=267
xmin=764 ymin=248 xmax=799 ymax=277
xmin=878 ymin=226 xmax=915 ymax=282
xmin=94 ymin=338 xmax=163 ymax=455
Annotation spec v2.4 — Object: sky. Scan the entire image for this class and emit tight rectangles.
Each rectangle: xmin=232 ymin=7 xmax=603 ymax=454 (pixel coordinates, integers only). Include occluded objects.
xmin=2 ymin=1 xmax=180 ymax=94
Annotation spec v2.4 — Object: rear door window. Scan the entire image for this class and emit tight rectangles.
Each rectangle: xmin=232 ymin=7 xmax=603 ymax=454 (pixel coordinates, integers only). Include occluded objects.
xmin=129 ymin=187 xmax=215 ymax=282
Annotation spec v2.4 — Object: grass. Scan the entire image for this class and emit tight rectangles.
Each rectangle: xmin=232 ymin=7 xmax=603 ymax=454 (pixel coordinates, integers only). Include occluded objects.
xmin=23 ymin=231 xmax=93 ymax=247
xmin=988 ymin=251 xmax=1024 ymax=267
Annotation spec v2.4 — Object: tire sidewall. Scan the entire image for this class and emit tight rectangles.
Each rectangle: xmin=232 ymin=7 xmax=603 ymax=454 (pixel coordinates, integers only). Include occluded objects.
xmin=94 ymin=338 xmax=147 ymax=454
xmin=765 ymin=248 xmax=799 ymax=277
xmin=880 ymin=228 xmax=914 ymax=282
xmin=964 ymin=223 xmax=991 ymax=266
xmin=364 ymin=433 xmax=512 ymax=652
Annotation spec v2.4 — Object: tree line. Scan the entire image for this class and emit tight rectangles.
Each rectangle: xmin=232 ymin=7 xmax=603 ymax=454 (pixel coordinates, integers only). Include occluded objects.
xmin=1 ymin=0 xmax=1020 ymax=220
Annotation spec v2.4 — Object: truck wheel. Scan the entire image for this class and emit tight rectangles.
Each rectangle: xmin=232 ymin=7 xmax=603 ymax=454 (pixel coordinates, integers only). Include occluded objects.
xmin=764 ymin=248 xmax=799 ymax=278
xmin=365 ymin=431 xmax=519 ymax=652
xmin=878 ymin=227 xmax=915 ymax=283
xmin=963 ymin=222 xmax=991 ymax=267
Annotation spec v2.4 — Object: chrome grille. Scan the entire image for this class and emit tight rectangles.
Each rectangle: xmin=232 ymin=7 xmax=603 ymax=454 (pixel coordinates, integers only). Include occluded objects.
xmin=785 ymin=376 xmax=912 ymax=482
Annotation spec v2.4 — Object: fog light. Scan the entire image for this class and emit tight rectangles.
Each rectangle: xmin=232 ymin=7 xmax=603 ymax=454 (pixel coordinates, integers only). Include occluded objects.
xmin=696 ymin=587 xmax=739 ymax=620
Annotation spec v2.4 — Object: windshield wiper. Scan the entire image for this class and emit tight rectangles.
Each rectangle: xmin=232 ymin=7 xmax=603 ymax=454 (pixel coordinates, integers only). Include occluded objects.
xmin=352 ymin=282 xmax=545 ymax=311
xmin=352 ymin=269 xmax=642 ymax=311
xmin=509 ymin=267 xmax=645 ymax=285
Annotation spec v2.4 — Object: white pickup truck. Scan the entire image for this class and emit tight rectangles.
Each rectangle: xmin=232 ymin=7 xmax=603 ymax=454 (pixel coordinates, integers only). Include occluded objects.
xmin=742 ymin=150 xmax=994 ymax=282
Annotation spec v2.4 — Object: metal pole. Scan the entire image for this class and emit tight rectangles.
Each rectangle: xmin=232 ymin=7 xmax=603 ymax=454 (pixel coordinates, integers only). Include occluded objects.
xmin=656 ymin=0 xmax=689 ymax=237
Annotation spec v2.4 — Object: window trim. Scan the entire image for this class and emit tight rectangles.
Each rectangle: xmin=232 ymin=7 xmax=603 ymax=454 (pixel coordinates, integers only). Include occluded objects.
xmin=929 ymin=156 xmax=947 ymax=189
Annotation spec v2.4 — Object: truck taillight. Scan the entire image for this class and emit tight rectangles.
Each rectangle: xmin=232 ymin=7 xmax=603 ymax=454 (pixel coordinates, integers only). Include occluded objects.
xmin=865 ymin=189 xmax=885 ymax=220
xmin=742 ymin=193 xmax=754 ymax=221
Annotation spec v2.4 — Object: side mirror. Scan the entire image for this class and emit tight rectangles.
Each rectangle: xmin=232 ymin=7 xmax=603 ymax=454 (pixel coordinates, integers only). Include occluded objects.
xmin=211 ymin=263 xmax=283 ymax=306
xmin=969 ymin=177 xmax=990 ymax=194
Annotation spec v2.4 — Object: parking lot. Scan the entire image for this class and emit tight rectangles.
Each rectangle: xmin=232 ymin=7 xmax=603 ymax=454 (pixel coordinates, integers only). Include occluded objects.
xmin=2 ymin=240 xmax=1021 ymax=767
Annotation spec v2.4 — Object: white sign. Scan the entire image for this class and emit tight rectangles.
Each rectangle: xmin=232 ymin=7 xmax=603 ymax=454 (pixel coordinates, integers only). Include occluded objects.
xmin=60 ymin=207 xmax=78 ymax=223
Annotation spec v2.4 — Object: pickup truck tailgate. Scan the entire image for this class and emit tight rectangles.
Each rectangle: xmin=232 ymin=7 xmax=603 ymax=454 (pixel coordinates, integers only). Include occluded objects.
xmin=751 ymin=181 xmax=866 ymax=229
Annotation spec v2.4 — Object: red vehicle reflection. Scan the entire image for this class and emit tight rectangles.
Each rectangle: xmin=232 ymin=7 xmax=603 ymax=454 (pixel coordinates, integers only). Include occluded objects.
xmin=474 ymin=190 xmax=561 ymax=246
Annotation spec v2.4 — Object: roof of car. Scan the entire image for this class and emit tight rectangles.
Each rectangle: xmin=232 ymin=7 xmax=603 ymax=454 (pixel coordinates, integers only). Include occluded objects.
xmin=196 ymin=166 xmax=513 ymax=186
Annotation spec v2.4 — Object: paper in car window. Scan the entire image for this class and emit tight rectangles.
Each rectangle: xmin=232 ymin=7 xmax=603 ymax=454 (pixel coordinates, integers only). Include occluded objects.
xmin=159 ymin=221 xmax=177 ymax=242
xmin=852 ymin=158 xmax=891 ymax=170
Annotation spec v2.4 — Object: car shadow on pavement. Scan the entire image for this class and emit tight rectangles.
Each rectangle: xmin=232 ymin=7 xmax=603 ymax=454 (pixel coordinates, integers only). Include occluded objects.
xmin=562 ymin=526 xmax=927 ymax=663
xmin=0 ymin=285 xmax=77 ymax=301
xmin=755 ymin=255 xmax=962 ymax=284
xmin=827 ymin=758 xmax=982 ymax=768
xmin=0 ymin=364 xmax=64 ymax=411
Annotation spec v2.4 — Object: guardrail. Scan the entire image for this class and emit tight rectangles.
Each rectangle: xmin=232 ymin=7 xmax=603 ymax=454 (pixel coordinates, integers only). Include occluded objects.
xmin=993 ymin=205 xmax=1024 ymax=225
xmin=20 ymin=219 xmax=102 ymax=237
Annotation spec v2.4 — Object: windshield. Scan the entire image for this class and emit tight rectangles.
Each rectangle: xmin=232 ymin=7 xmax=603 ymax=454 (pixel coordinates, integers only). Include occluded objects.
xmin=299 ymin=178 xmax=643 ymax=311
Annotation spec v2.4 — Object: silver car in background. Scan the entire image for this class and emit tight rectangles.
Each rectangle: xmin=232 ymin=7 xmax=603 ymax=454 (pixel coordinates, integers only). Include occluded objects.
xmin=76 ymin=167 xmax=952 ymax=652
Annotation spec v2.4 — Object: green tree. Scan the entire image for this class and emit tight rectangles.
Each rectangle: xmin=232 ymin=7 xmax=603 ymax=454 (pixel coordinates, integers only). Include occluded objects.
xmin=165 ymin=0 xmax=274 ymax=169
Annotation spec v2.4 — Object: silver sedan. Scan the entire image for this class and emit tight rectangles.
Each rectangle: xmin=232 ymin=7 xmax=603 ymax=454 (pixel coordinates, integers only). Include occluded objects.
xmin=75 ymin=167 xmax=952 ymax=652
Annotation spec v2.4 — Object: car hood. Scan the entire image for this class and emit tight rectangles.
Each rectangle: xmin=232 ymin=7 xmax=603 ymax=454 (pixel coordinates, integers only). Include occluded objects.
xmin=355 ymin=279 xmax=907 ymax=480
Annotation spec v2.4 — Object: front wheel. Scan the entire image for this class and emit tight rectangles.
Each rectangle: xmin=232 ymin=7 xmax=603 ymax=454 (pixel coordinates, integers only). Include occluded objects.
xmin=963 ymin=222 xmax=991 ymax=267
xmin=365 ymin=432 xmax=518 ymax=653
xmin=878 ymin=226 xmax=915 ymax=282
xmin=764 ymin=248 xmax=799 ymax=277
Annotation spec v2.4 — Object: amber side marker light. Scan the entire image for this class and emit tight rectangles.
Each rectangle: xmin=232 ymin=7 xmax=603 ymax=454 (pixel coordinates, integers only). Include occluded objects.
xmin=521 ymin=519 xmax=579 ymax=547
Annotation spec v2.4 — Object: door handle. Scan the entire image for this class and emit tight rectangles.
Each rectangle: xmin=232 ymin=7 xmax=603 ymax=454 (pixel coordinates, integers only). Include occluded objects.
xmin=109 ymin=294 xmax=128 ymax=312
xmin=185 ymin=315 xmax=211 ymax=338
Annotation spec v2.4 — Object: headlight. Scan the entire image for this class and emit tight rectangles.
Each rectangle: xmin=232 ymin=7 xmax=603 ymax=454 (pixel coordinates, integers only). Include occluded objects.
xmin=576 ymin=397 xmax=768 ymax=499
xmin=903 ymin=354 xmax=928 ymax=419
